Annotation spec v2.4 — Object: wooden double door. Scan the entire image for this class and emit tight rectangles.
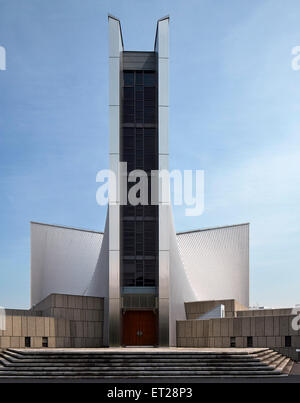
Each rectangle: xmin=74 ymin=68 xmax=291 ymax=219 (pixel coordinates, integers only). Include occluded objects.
xmin=122 ymin=310 xmax=157 ymax=346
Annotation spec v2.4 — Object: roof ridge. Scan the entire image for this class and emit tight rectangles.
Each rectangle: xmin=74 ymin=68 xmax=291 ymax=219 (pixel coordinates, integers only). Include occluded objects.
xmin=30 ymin=221 xmax=104 ymax=235
xmin=176 ymin=223 xmax=249 ymax=235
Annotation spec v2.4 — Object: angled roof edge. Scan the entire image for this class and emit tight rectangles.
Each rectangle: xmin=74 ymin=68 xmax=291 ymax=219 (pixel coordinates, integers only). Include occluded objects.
xmin=30 ymin=221 xmax=248 ymax=236
xmin=108 ymin=13 xmax=124 ymax=49
xmin=30 ymin=221 xmax=104 ymax=235
xmin=176 ymin=223 xmax=250 ymax=236
xmin=154 ymin=15 xmax=170 ymax=51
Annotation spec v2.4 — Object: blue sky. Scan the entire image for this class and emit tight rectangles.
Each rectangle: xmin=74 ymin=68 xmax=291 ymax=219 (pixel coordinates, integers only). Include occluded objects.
xmin=0 ymin=0 xmax=300 ymax=308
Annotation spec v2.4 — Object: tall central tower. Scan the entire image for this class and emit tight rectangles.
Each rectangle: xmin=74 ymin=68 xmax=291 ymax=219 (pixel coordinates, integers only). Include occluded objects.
xmin=29 ymin=16 xmax=250 ymax=349
xmin=108 ymin=15 xmax=170 ymax=346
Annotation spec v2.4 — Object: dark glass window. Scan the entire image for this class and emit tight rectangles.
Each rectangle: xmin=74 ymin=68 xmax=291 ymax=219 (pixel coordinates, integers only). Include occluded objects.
xmin=285 ymin=336 xmax=292 ymax=347
xmin=135 ymin=85 xmax=143 ymax=93
xmin=124 ymin=87 xmax=134 ymax=99
xmin=136 ymin=72 xmax=143 ymax=85
xmin=42 ymin=337 xmax=48 ymax=348
xmin=123 ymin=104 xmax=134 ymax=116
xmin=145 ymin=98 xmax=155 ymax=107
xmin=136 ymin=101 xmax=143 ymax=111
xmin=247 ymin=336 xmax=253 ymax=348
xmin=123 ymin=206 xmax=134 ymax=217
xmin=123 ymin=114 xmax=134 ymax=124
xmin=136 ymin=91 xmax=143 ymax=101
xmin=230 ymin=337 xmax=236 ymax=348
xmin=144 ymin=108 xmax=155 ymax=123
xmin=144 ymin=87 xmax=155 ymax=100
xmin=144 ymin=72 xmax=155 ymax=86
xmin=123 ymin=261 xmax=136 ymax=286
xmin=136 ymin=205 xmax=143 ymax=216
xmin=124 ymin=72 xmax=134 ymax=86
xmin=124 ymin=127 xmax=134 ymax=136
xmin=123 ymin=136 xmax=134 ymax=151
xmin=121 ymin=69 xmax=158 ymax=288
xmin=136 ymin=136 xmax=143 ymax=151
xmin=136 ymin=111 xmax=143 ymax=123
xmin=144 ymin=261 xmax=156 ymax=286
xmin=144 ymin=136 xmax=155 ymax=152
xmin=25 ymin=337 xmax=31 ymax=348
xmin=145 ymin=206 xmax=157 ymax=218
xmin=144 ymin=128 xmax=155 ymax=136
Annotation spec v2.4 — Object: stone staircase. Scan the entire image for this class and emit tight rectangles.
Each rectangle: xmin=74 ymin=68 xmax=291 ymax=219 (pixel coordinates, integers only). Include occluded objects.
xmin=0 ymin=348 xmax=293 ymax=379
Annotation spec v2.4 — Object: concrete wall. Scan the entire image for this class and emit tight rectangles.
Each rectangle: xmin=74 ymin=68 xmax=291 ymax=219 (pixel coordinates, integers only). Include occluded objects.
xmin=34 ymin=294 xmax=104 ymax=348
xmin=237 ymin=308 xmax=292 ymax=317
xmin=177 ymin=315 xmax=300 ymax=361
xmin=185 ymin=299 xmax=248 ymax=320
xmin=5 ymin=309 xmax=42 ymax=317
xmin=0 ymin=315 xmax=68 ymax=348
xmin=0 ymin=294 xmax=104 ymax=348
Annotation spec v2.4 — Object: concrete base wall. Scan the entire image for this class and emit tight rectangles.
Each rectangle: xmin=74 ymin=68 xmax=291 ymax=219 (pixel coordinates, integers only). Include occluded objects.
xmin=237 ymin=308 xmax=293 ymax=317
xmin=0 ymin=294 xmax=104 ymax=348
xmin=185 ymin=299 xmax=248 ymax=320
xmin=177 ymin=314 xmax=300 ymax=361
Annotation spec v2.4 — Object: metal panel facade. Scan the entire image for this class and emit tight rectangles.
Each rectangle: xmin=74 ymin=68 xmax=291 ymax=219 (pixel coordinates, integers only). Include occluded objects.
xmin=30 ymin=223 xmax=103 ymax=307
xmin=177 ymin=224 xmax=250 ymax=307
xmin=108 ymin=15 xmax=123 ymax=346
xmin=156 ymin=17 xmax=170 ymax=346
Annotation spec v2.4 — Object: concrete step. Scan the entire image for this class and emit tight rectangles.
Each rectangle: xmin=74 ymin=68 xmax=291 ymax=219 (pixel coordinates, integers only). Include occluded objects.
xmin=0 ymin=375 xmax=288 ymax=379
xmin=260 ymin=352 xmax=293 ymax=374
xmin=267 ymin=354 xmax=287 ymax=368
xmin=257 ymin=351 xmax=279 ymax=361
xmin=4 ymin=353 xmax=269 ymax=360
xmin=0 ymin=355 xmax=272 ymax=364
xmin=276 ymin=357 xmax=292 ymax=373
xmin=0 ymin=369 xmax=283 ymax=377
xmin=7 ymin=348 xmax=270 ymax=355
xmin=261 ymin=352 xmax=284 ymax=366
xmin=253 ymin=349 xmax=275 ymax=358
xmin=2 ymin=361 xmax=266 ymax=369
xmin=281 ymin=358 xmax=293 ymax=375
xmin=2 ymin=350 xmax=273 ymax=360
xmin=0 ymin=357 xmax=275 ymax=365
xmin=0 ymin=348 xmax=291 ymax=378
xmin=0 ymin=365 xmax=277 ymax=372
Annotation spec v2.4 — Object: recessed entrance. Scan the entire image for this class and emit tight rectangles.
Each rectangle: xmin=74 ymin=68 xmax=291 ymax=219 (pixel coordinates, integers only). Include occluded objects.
xmin=122 ymin=310 xmax=157 ymax=346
